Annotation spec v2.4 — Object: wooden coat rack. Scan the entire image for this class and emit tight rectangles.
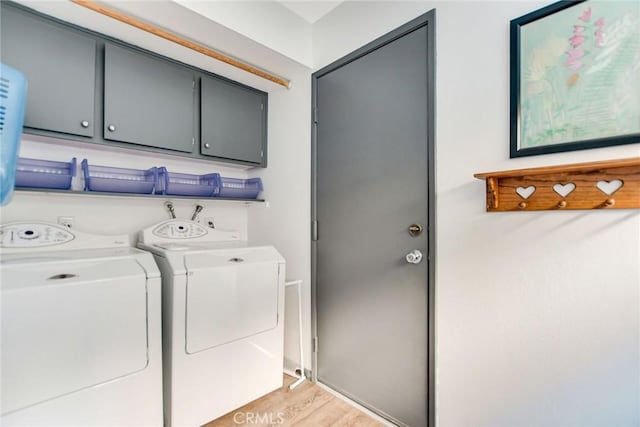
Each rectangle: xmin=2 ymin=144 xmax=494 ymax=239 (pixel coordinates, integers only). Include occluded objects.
xmin=474 ymin=158 xmax=640 ymax=212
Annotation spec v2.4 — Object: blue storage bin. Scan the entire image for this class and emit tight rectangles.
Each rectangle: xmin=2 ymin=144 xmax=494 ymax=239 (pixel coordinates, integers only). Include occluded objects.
xmin=216 ymin=177 xmax=263 ymax=199
xmin=0 ymin=64 xmax=28 ymax=205
xmin=82 ymin=159 xmax=157 ymax=194
xmin=15 ymin=157 xmax=77 ymax=190
xmin=156 ymin=167 xmax=219 ymax=197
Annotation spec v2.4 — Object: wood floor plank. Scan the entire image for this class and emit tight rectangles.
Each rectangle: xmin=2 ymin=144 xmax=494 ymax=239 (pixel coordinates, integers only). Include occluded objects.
xmin=290 ymin=397 xmax=351 ymax=426
xmin=204 ymin=377 xmax=307 ymax=426
xmin=332 ymin=407 xmax=385 ymax=427
xmin=203 ymin=375 xmax=380 ymax=427
xmin=272 ymin=382 xmax=335 ymax=425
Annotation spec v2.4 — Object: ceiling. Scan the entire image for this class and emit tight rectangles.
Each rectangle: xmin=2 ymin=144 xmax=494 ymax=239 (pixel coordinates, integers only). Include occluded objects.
xmin=278 ymin=1 xmax=343 ymax=23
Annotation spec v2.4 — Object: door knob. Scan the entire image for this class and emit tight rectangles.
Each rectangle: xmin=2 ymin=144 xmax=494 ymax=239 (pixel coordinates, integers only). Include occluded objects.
xmin=204 ymin=143 xmax=211 ymax=149
xmin=80 ymin=120 xmax=90 ymax=128
xmin=408 ymin=223 xmax=423 ymax=237
xmin=107 ymin=124 xmax=116 ymax=132
xmin=405 ymin=249 xmax=423 ymax=264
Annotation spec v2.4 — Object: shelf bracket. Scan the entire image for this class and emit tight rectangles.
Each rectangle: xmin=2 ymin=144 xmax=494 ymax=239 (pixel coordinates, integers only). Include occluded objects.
xmin=487 ymin=177 xmax=499 ymax=209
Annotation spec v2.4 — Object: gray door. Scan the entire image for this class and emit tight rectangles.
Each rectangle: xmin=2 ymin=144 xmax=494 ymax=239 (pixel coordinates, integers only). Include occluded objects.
xmin=313 ymin=18 xmax=433 ymax=427
xmin=201 ymin=76 xmax=266 ymax=164
xmin=103 ymin=44 xmax=195 ymax=152
xmin=0 ymin=5 xmax=96 ymax=137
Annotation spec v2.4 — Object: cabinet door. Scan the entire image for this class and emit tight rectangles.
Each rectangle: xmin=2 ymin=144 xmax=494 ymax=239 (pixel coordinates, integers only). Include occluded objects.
xmin=104 ymin=44 xmax=195 ymax=152
xmin=201 ymin=76 xmax=266 ymax=164
xmin=0 ymin=6 xmax=96 ymax=137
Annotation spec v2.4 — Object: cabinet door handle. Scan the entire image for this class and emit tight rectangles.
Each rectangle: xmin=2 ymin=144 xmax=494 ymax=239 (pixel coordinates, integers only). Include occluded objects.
xmin=81 ymin=120 xmax=90 ymax=128
xmin=107 ymin=124 xmax=116 ymax=132
xmin=204 ymin=143 xmax=210 ymax=149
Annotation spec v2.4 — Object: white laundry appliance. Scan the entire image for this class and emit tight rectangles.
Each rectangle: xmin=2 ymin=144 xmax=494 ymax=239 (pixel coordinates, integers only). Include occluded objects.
xmin=0 ymin=222 xmax=163 ymax=426
xmin=137 ymin=219 xmax=285 ymax=426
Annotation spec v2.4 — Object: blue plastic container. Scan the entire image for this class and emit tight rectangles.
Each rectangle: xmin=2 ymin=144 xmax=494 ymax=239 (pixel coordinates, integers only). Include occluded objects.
xmin=215 ymin=177 xmax=263 ymax=199
xmin=15 ymin=157 xmax=77 ymax=190
xmin=156 ymin=167 xmax=219 ymax=197
xmin=82 ymin=159 xmax=157 ymax=194
xmin=0 ymin=64 xmax=28 ymax=205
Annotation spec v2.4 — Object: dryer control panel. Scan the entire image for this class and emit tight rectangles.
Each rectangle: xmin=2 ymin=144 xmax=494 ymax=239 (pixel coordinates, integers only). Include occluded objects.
xmin=152 ymin=221 xmax=208 ymax=239
xmin=0 ymin=222 xmax=129 ymax=253
xmin=0 ymin=223 xmax=75 ymax=248
xmin=139 ymin=219 xmax=240 ymax=245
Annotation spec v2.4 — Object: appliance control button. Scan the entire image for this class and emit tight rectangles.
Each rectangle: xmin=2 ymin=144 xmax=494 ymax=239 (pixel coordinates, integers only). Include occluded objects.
xmin=19 ymin=229 xmax=40 ymax=240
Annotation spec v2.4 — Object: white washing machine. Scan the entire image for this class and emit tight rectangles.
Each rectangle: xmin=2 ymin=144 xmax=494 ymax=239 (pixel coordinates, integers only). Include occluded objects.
xmin=0 ymin=222 xmax=163 ymax=426
xmin=137 ymin=219 xmax=285 ymax=426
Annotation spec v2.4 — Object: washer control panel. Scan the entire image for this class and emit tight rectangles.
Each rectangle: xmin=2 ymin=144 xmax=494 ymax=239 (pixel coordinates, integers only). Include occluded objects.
xmin=0 ymin=223 xmax=75 ymax=248
xmin=152 ymin=221 xmax=208 ymax=239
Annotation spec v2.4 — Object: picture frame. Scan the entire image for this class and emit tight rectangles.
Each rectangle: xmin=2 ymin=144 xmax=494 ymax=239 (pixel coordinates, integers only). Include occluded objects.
xmin=510 ymin=0 xmax=640 ymax=158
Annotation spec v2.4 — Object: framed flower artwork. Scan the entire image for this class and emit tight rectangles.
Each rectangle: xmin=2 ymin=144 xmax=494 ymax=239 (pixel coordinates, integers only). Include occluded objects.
xmin=510 ymin=0 xmax=640 ymax=157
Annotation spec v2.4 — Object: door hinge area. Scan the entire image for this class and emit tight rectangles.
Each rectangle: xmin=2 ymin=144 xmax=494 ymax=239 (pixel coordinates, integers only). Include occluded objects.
xmin=312 ymin=220 xmax=318 ymax=241
xmin=192 ymin=137 xmax=195 ymax=146
xmin=313 ymin=107 xmax=318 ymax=124
xmin=313 ymin=337 xmax=318 ymax=353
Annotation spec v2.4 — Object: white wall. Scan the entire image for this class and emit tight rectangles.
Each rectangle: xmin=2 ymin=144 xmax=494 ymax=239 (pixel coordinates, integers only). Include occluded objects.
xmin=101 ymin=0 xmax=315 ymax=373
xmin=2 ymin=0 xmax=313 ymax=371
xmin=248 ymin=63 xmax=312 ymax=372
xmin=174 ymin=0 xmax=313 ymax=68
xmin=314 ymin=1 xmax=640 ymax=426
xmin=0 ymin=135 xmax=250 ymax=241
xmin=4 ymin=1 xmax=639 ymax=424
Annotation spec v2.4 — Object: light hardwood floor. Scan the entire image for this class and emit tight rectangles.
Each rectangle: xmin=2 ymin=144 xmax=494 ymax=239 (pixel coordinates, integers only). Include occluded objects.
xmin=203 ymin=375 xmax=384 ymax=427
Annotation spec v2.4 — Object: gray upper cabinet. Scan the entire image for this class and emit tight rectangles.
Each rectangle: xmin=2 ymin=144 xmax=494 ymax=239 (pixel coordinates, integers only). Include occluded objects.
xmin=103 ymin=44 xmax=195 ymax=153
xmin=0 ymin=5 xmax=96 ymax=137
xmin=2 ymin=2 xmax=268 ymax=167
xmin=201 ymin=76 xmax=266 ymax=165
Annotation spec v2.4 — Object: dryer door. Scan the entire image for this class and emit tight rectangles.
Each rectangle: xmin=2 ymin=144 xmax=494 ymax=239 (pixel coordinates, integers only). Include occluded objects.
xmin=0 ymin=257 xmax=149 ymax=415
xmin=185 ymin=248 xmax=279 ymax=354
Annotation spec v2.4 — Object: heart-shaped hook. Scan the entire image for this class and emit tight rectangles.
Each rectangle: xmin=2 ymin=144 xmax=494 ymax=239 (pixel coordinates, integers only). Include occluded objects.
xmin=553 ymin=183 xmax=576 ymax=198
xmin=516 ymin=186 xmax=536 ymax=200
xmin=596 ymin=179 xmax=623 ymax=196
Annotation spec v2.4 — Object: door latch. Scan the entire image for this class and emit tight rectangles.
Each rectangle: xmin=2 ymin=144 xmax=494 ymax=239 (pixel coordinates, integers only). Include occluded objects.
xmin=408 ymin=223 xmax=423 ymax=237
xmin=405 ymin=249 xmax=423 ymax=264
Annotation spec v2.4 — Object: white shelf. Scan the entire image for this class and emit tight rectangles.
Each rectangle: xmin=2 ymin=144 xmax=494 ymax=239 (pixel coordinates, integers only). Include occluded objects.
xmin=15 ymin=188 xmax=265 ymax=204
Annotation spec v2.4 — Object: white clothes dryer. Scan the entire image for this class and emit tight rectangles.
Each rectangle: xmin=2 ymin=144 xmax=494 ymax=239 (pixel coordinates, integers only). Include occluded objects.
xmin=0 ymin=222 xmax=163 ymax=427
xmin=137 ymin=219 xmax=285 ymax=427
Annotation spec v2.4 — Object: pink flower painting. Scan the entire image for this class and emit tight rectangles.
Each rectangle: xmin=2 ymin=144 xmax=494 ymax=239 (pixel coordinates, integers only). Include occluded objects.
xmin=569 ymin=34 xmax=586 ymax=47
xmin=564 ymin=7 xmax=606 ymax=85
xmin=578 ymin=7 xmax=592 ymax=22
xmin=517 ymin=0 xmax=640 ymax=151
xmin=594 ymin=18 xmax=605 ymax=47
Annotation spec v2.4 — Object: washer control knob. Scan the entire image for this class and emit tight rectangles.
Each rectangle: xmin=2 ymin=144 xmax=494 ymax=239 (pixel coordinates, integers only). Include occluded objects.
xmin=19 ymin=229 xmax=40 ymax=240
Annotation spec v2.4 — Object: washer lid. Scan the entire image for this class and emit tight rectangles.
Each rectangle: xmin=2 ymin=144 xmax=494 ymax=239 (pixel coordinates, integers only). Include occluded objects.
xmin=1 ymin=257 xmax=149 ymax=415
xmin=0 ymin=247 xmax=159 ymax=278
